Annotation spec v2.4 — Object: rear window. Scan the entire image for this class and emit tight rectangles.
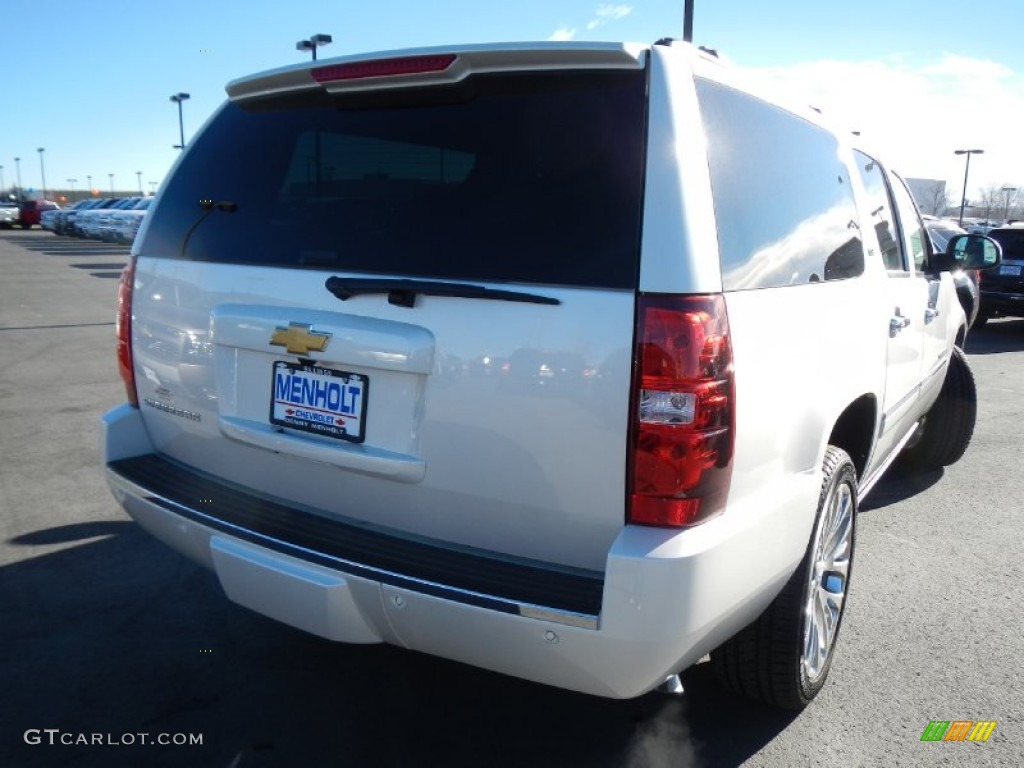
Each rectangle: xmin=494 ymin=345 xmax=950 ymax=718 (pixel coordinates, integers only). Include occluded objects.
xmin=141 ymin=70 xmax=647 ymax=289
xmin=989 ymin=229 xmax=1024 ymax=260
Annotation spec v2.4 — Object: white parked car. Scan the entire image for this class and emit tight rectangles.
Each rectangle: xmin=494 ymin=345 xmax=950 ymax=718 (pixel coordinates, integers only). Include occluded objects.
xmin=0 ymin=201 xmax=19 ymax=228
xmin=39 ymin=207 xmax=61 ymax=231
xmin=107 ymin=197 xmax=153 ymax=244
xmin=102 ymin=40 xmax=1000 ymax=709
xmin=76 ymin=197 xmax=144 ymax=240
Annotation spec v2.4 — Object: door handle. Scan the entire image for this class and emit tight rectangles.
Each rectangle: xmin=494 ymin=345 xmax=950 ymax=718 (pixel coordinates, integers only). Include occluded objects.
xmin=925 ymin=308 xmax=940 ymax=324
xmin=890 ymin=309 xmax=911 ymax=336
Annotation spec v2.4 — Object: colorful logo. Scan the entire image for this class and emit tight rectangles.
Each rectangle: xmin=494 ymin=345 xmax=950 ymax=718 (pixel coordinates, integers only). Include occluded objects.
xmin=920 ymin=721 xmax=997 ymax=742
xmin=270 ymin=322 xmax=332 ymax=355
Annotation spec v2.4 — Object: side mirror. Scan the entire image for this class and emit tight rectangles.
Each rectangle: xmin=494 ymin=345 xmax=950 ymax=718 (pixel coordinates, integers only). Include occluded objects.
xmin=947 ymin=234 xmax=1002 ymax=271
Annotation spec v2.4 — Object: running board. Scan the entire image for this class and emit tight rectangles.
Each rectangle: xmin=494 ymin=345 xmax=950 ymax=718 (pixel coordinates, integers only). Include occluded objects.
xmin=858 ymin=420 xmax=920 ymax=501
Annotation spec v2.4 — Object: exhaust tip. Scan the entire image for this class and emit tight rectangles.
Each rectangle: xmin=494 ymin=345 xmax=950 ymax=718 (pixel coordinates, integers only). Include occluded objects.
xmin=656 ymin=673 xmax=684 ymax=695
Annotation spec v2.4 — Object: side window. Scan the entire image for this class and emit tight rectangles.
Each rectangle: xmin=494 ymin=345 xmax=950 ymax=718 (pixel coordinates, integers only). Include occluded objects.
xmin=851 ymin=151 xmax=905 ymax=271
xmin=889 ymin=174 xmax=928 ymax=272
xmin=697 ymin=78 xmax=864 ymax=290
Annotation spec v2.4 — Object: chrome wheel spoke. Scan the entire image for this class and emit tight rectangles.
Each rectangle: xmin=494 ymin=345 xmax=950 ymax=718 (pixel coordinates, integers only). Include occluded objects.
xmin=818 ymin=582 xmax=842 ymax=640
xmin=803 ymin=598 xmax=821 ymax=671
xmin=809 ymin=590 xmax=828 ymax=674
xmin=823 ymin=488 xmax=852 ymax=559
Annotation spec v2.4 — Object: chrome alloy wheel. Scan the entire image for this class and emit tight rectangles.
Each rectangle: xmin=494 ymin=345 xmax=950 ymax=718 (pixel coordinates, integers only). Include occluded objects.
xmin=801 ymin=478 xmax=854 ymax=682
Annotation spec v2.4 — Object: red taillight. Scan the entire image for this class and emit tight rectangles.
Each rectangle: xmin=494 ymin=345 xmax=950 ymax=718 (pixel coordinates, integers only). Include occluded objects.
xmin=628 ymin=294 xmax=734 ymax=527
xmin=116 ymin=258 xmax=138 ymax=407
xmin=312 ymin=54 xmax=457 ymax=83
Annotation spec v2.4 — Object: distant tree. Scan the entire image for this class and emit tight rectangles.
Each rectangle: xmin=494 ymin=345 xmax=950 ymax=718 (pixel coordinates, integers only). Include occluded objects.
xmin=922 ymin=184 xmax=949 ymax=216
xmin=976 ymin=184 xmax=1012 ymax=222
xmin=1001 ymin=185 xmax=1024 ymax=222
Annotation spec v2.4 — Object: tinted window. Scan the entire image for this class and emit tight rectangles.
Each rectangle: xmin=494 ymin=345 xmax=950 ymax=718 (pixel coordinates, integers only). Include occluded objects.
xmin=988 ymin=229 xmax=1024 ymax=259
xmin=889 ymin=175 xmax=927 ymax=271
xmin=141 ymin=71 xmax=647 ymax=290
xmin=852 ymin=151 xmax=904 ymax=271
xmin=697 ymin=79 xmax=863 ymax=290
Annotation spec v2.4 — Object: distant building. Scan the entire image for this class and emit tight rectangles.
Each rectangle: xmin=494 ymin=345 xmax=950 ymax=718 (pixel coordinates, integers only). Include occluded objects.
xmin=906 ymin=178 xmax=948 ymax=217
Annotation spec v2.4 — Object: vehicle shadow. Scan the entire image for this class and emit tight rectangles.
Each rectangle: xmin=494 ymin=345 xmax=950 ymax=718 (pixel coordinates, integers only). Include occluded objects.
xmin=859 ymin=463 xmax=944 ymax=513
xmin=1 ymin=520 xmax=795 ymax=768
xmin=966 ymin=318 xmax=1024 ymax=354
xmin=3 ymin=234 xmax=129 ymax=257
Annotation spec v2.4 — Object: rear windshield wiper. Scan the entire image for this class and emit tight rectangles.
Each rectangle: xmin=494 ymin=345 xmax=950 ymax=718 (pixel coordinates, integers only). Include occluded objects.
xmin=325 ymin=277 xmax=560 ymax=308
xmin=180 ymin=201 xmax=238 ymax=260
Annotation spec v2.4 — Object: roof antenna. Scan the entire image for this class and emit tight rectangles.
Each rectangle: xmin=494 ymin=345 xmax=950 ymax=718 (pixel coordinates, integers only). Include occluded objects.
xmin=683 ymin=0 xmax=694 ymax=42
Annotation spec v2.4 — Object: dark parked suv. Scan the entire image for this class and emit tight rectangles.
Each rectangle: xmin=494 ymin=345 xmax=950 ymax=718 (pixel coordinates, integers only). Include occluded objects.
xmin=977 ymin=226 xmax=1024 ymax=326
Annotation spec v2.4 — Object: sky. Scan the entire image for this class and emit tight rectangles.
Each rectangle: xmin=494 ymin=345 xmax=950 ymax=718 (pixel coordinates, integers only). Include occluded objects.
xmin=2 ymin=0 xmax=1022 ymax=208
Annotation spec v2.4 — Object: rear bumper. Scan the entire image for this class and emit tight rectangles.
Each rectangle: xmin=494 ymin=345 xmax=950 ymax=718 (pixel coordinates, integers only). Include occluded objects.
xmin=979 ymin=289 xmax=1024 ymax=317
xmin=102 ymin=403 xmax=814 ymax=699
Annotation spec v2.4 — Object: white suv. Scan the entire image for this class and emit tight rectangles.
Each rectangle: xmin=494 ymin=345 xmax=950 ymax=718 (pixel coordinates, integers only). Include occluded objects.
xmin=102 ymin=40 xmax=999 ymax=709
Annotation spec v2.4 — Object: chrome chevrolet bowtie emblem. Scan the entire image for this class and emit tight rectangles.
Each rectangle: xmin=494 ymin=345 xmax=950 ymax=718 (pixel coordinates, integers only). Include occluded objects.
xmin=270 ymin=323 xmax=331 ymax=355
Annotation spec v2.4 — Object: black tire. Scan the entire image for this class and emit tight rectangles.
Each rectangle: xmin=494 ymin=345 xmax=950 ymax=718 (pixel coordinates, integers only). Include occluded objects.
xmin=901 ymin=346 xmax=976 ymax=470
xmin=711 ymin=446 xmax=857 ymax=710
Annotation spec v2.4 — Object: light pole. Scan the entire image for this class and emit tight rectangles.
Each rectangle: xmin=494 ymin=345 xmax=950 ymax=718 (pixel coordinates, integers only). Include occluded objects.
xmin=37 ymin=147 xmax=47 ymax=200
xmin=67 ymin=178 xmax=78 ymax=202
xmin=148 ymin=181 xmax=157 ymax=195
xmin=296 ymin=33 xmax=332 ymax=60
xmin=170 ymin=92 xmax=190 ymax=150
xmin=1002 ymin=186 xmax=1017 ymax=222
xmin=954 ymin=149 xmax=983 ymax=227
xmin=109 ymin=173 xmax=114 ymax=195
xmin=0 ymin=165 xmax=4 ymax=195
xmin=87 ymin=175 xmax=92 ymax=194
xmin=14 ymin=157 xmax=22 ymax=198
xmin=136 ymin=172 xmax=143 ymax=195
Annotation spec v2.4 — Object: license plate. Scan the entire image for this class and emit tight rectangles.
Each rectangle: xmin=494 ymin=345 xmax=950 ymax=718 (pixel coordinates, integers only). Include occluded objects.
xmin=270 ymin=361 xmax=367 ymax=443
xmin=999 ymin=265 xmax=1021 ymax=276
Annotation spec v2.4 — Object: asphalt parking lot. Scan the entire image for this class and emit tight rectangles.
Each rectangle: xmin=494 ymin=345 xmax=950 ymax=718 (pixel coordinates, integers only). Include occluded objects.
xmin=1 ymin=228 xmax=1022 ymax=767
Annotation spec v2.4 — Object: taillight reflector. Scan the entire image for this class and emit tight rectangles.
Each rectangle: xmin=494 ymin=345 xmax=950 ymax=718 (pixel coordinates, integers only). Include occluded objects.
xmin=312 ymin=54 xmax=457 ymax=83
xmin=628 ymin=294 xmax=734 ymax=527
xmin=116 ymin=258 xmax=138 ymax=408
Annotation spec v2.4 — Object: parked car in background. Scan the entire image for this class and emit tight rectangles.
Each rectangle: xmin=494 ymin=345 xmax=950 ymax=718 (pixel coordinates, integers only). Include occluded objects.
xmin=53 ymin=199 xmax=105 ymax=235
xmin=967 ymin=221 xmax=1002 ymax=235
xmin=976 ymin=225 xmax=1024 ymax=326
xmin=107 ymin=197 xmax=153 ymax=244
xmin=18 ymin=200 xmax=59 ymax=228
xmin=924 ymin=218 xmax=966 ymax=253
xmin=67 ymin=198 xmax=133 ymax=238
xmin=40 ymin=206 xmax=62 ymax=231
xmin=0 ymin=201 xmax=19 ymax=228
xmin=76 ymin=197 xmax=144 ymax=241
